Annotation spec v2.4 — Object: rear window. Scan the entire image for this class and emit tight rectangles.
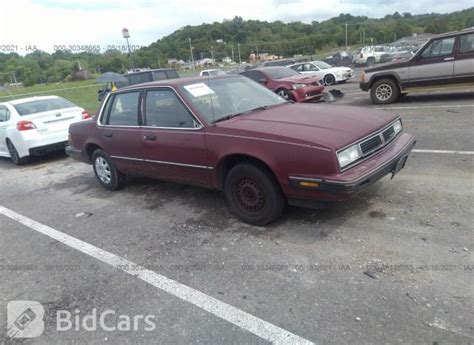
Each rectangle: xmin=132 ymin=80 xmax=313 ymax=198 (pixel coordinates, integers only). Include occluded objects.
xmin=127 ymin=73 xmax=153 ymax=85
xmin=14 ymin=97 xmax=76 ymax=116
xmin=165 ymin=70 xmax=179 ymax=79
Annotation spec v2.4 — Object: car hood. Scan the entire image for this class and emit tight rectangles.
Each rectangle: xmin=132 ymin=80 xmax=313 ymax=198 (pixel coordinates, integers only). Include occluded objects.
xmin=218 ymin=103 xmax=398 ymax=150
xmin=365 ymin=58 xmax=412 ymax=72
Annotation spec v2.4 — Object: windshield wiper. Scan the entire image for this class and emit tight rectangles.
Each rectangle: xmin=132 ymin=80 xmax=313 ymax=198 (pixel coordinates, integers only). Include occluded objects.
xmin=213 ymin=105 xmax=268 ymax=124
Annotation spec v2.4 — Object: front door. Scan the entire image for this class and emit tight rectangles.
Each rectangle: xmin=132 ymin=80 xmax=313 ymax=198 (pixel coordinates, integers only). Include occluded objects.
xmin=454 ymin=32 xmax=474 ymax=85
xmin=407 ymin=36 xmax=456 ymax=88
xmin=140 ymin=88 xmax=210 ymax=187
xmin=97 ymin=91 xmax=144 ymax=174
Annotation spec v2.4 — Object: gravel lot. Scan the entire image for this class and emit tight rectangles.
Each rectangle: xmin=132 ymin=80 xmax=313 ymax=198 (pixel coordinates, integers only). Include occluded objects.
xmin=1 ymin=74 xmax=473 ymax=344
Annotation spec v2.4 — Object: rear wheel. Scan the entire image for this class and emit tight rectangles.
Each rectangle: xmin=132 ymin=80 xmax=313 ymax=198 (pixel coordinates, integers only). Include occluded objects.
xmin=6 ymin=140 xmax=29 ymax=165
xmin=92 ymin=149 xmax=125 ymax=191
xmin=323 ymin=74 xmax=336 ymax=86
xmin=370 ymin=78 xmax=400 ymax=104
xmin=224 ymin=163 xmax=285 ymax=225
xmin=276 ymin=88 xmax=293 ymax=101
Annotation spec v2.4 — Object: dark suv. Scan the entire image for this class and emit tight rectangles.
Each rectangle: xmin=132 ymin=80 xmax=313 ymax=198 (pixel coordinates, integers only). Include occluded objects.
xmin=360 ymin=28 xmax=474 ymax=104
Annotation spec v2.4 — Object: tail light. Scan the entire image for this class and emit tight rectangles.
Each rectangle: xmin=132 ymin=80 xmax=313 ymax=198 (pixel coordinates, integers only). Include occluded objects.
xmin=17 ymin=120 xmax=36 ymax=131
xmin=81 ymin=110 xmax=91 ymax=120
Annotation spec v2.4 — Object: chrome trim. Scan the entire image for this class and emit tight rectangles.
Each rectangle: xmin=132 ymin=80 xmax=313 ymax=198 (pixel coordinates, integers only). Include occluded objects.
xmin=110 ymin=155 xmax=213 ymax=170
xmin=97 ymin=86 xmax=204 ymax=131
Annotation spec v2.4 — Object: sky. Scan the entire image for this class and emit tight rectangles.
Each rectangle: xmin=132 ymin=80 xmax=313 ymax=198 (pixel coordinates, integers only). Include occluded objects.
xmin=0 ymin=0 xmax=472 ymax=54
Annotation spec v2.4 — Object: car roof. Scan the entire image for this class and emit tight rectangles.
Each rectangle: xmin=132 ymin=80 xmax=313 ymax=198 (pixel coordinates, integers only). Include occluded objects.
xmin=244 ymin=66 xmax=292 ymax=72
xmin=117 ymin=74 xmax=242 ymax=91
xmin=124 ymin=68 xmax=175 ymax=76
xmin=431 ymin=27 xmax=474 ymax=39
xmin=2 ymin=95 xmax=62 ymax=106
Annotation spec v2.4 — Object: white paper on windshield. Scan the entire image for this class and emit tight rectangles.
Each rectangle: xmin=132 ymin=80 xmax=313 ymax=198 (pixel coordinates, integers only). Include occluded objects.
xmin=184 ymin=83 xmax=215 ymax=97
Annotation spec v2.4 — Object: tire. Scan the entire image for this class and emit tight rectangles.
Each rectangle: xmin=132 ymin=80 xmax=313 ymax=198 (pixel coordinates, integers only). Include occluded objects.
xmin=6 ymin=139 xmax=29 ymax=165
xmin=276 ymin=88 xmax=293 ymax=101
xmin=224 ymin=162 xmax=285 ymax=225
xmin=92 ymin=149 xmax=125 ymax=191
xmin=323 ymin=74 xmax=336 ymax=86
xmin=370 ymin=78 xmax=400 ymax=104
xmin=366 ymin=57 xmax=375 ymax=66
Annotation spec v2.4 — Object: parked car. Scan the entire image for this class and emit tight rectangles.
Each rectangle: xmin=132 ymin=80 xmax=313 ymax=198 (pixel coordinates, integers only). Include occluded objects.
xmin=353 ymin=45 xmax=390 ymax=66
xmin=288 ymin=60 xmax=354 ymax=85
xmin=0 ymin=96 xmax=91 ymax=165
xmin=239 ymin=67 xmax=324 ymax=102
xmin=360 ymin=28 xmax=474 ymax=104
xmin=98 ymin=68 xmax=180 ymax=102
xmin=258 ymin=59 xmax=297 ymax=67
xmin=200 ymin=69 xmax=226 ymax=76
xmin=323 ymin=51 xmax=353 ymax=67
xmin=67 ymin=75 xmax=416 ymax=225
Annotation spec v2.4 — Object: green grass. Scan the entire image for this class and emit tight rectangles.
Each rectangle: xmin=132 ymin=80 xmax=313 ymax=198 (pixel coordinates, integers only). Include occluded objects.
xmin=0 ymin=79 xmax=103 ymax=114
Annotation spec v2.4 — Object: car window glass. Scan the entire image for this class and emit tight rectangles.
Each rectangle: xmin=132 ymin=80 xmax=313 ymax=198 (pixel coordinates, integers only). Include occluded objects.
xmin=0 ymin=106 xmax=10 ymax=122
xmin=459 ymin=33 xmax=474 ymax=53
xmin=304 ymin=63 xmax=317 ymax=71
xmin=13 ymin=97 xmax=76 ymax=116
xmin=292 ymin=65 xmax=303 ymax=72
xmin=202 ymin=71 xmax=209 ymax=76
xmin=152 ymin=71 xmax=167 ymax=80
xmin=107 ymin=92 xmax=140 ymax=126
xmin=421 ymin=37 xmax=455 ymax=58
xmin=145 ymin=89 xmax=196 ymax=128
xmin=128 ymin=73 xmax=152 ymax=85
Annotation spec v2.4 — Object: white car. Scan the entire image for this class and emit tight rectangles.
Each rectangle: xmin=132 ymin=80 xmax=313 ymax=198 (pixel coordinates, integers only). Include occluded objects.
xmin=0 ymin=95 xmax=91 ymax=165
xmin=199 ymin=69 xmax=226 ymax=76
xmin=288 ymin=61 xmax=354 ymax=85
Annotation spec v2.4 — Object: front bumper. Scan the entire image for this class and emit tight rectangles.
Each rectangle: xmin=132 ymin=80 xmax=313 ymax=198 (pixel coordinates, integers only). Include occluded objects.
xmin=287 ymin=133 xmax=416 ymax=206
xmin=291 ymin=85 xmax=324 ymax=102
xmin=360 ymin=81 xmax=369 ymax=91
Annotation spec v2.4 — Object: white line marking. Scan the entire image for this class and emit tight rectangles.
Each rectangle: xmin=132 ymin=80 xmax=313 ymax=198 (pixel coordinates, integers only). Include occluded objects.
xmin=0 ymin=206 xmax=315 ymax=345
xmin=413 ymin=149 xmax=474 ymax=155
xmin=376 ymin=104 xmax=474 ymax=110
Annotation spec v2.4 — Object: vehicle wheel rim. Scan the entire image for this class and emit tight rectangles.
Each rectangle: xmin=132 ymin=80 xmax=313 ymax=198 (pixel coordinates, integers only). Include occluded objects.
xmin=236 ymin=178 xmax=264 ymax=212
xmin=325 ymin=76 xmax=334 ymax=85
xmin=375 ymin=84 xmax=392 ymax=101
xmin=7 ymin=141 xmax=19 ymax=164
xmin=277 ymin=90 xmax=289 ymax=100
xmin=95 ymin=157 xmax=112 ymax=184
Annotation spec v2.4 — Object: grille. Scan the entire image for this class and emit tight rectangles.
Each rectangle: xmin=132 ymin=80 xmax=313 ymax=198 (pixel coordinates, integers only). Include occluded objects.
xmin=383 ymin=126 xmax=395 ymax=142
xmin=360 ymin=135 xmax=382 ymax=154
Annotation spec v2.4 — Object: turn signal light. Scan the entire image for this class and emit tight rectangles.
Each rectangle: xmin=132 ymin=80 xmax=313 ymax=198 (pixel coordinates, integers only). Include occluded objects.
xmin=17 ymin=120 xmax=36 ymax=131
xmin=299 ymin=181 xmax=319 ymax=188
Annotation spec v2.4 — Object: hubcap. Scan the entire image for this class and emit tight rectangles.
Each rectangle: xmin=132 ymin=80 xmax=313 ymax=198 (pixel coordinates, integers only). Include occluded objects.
xmin=236 ymin=178 xmax=264 ymax=212
xmin=375 ymin=84 xmax=393 ymax=101
xmin=95 ymin=157 xmax=112 ymax=184
xmin=277 ymin=90 xmax=289 ymax=100
xmin=325 ymin=76 xmax=334 ymax=85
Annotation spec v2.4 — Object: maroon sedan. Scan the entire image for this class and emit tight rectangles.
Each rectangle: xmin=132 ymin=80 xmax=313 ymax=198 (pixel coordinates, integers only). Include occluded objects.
xmin=240 ymin=67 xmax=324 ymax=102
xmin=67 ymin=75 xmax=416 ymax=225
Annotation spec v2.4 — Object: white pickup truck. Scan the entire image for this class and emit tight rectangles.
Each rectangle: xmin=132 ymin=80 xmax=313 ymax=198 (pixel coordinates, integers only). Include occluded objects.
xmin=353 ymin=46 xmax=390 ymax=66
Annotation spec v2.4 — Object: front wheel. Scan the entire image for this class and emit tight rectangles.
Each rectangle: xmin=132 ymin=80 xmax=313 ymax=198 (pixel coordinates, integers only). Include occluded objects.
xmin=324 ymin=74 xmax=336 ymax=86
xmin=224 ymin=163 xmax=285 ymax=225
xmin=276 ymin=89 xmax=293 ymax=101
xmin=370 ymin=79 xmax=400 ymax=104
xmin=6 ymin=140 xmax=29 ymax=165
xmin=92 ymin=149 xmax=125 ymax=191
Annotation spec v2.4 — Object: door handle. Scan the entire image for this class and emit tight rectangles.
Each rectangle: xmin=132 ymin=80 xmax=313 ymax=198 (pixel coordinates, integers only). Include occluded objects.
xmin=144 ymin=135 xmax=157 ymax=141
xmin=103 ymin=133 xmax=113 ymax=138
xmin=443 ymin=57 xmax=454 ymax=61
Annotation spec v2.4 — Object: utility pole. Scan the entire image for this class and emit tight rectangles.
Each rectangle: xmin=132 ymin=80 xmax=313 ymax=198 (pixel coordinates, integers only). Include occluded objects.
xmin=256 ymin=43 xmax=259 ymax=61
xmin=188 ymin=38 xmax=195 ymax=70
xmin=345 ymin=23 xmax=348 ymax=49
xmin=238 ymin=44 xmax=242 ymax=64
xmin=211 ymin=45 xmax=214 ymax=62
xmin=231 ymin=45 xmax=234 ymax=62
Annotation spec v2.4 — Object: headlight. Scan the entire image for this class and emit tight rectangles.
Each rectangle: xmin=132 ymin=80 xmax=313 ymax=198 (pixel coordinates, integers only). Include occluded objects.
xmin=292 ymin=83 xmax=306 ymax=90
xmin=393 ymin=119 xmax=402 ymax=134
xmin=337 ymin=144 xmax=362 ymax=169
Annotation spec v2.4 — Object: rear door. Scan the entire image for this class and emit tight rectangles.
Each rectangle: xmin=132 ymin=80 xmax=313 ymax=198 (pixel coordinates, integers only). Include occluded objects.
xmin=407 ymin=36 xmax=456 ymax=88
xmin=454 ymin=32 xmax=474 ymax=85
xmin=97 ymin=91 xmax=144 ymax=174
xmin=140 ymin=88 xmax=210 ymax=187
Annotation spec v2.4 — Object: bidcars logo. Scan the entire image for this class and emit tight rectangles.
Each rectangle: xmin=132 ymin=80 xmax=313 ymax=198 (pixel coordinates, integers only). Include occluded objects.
xmin=7 ymin=301 xmax=45 ymax=338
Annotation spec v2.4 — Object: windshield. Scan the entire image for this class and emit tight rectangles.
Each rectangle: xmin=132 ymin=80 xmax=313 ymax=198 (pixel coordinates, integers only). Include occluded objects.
xmin=14 ymin=97 xmax=77 ymax=116
xmin=181 ymin=76 xmax=286 ymax=123
xmin=313 ymin=61 xmax=332 ymax=69
xmin=209 ymin=70 xmax=225 ymax=76
xmin=263 ymin=67 xmax=299 ymax=79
